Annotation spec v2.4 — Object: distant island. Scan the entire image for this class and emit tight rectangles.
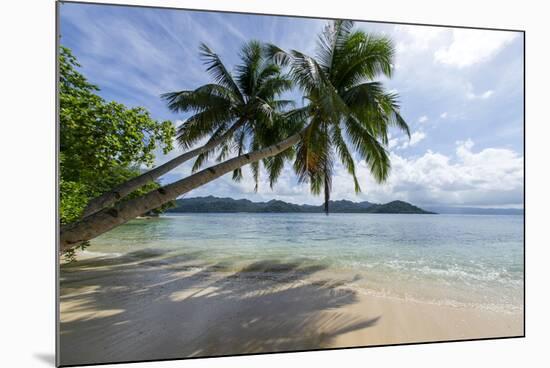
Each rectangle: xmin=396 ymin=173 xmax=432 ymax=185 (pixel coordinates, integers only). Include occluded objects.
xmin=166 ymin=196 xmax=436 ymax=214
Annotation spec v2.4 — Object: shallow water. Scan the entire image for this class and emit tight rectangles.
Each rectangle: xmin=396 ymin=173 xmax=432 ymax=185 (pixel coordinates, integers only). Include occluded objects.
xmin=87 ymin=213 xmax=524 ymax=313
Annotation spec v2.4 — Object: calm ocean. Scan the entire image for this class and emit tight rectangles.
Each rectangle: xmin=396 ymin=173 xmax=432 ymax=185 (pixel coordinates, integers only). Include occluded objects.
xmin=86 ymin=213 xmax=524 ymax=314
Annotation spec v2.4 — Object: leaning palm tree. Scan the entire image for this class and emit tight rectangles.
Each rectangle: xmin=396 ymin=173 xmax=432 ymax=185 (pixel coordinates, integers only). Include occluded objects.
xmin=268 ymin=20 xmax=410 ymax=214
xmin=81 ymin=40 xmax=293 ymax=217
xmin=60 ymin=20 xmax=408 ymax=253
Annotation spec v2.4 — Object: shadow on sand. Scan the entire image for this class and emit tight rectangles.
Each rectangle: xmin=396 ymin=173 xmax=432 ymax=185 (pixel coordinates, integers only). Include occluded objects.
xmin=60 ymin=249 xmax=380 ymax=366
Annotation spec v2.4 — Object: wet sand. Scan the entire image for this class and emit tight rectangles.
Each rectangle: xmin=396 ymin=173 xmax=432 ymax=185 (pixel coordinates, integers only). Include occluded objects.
xmin=59 ymin=249 xmax=523 ymax=366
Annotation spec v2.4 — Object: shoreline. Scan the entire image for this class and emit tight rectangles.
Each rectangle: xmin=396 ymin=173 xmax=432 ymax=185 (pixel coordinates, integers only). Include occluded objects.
xmin=60 ymin=250 xmax=523 ymax=366
xmin=64 ymin=248 xmax=523 ymax=314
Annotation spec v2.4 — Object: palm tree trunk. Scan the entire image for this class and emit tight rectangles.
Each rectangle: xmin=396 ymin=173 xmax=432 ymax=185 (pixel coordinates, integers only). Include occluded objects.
xmin=60 ymin=128 xmax=306 ymax=253
xmin=323 ymin=122 xmax=330 ymax=215
xmin=81 ymin=119 xmax=246 ymax=218
xmin=324 ymin=173 xmax=330 ymax=215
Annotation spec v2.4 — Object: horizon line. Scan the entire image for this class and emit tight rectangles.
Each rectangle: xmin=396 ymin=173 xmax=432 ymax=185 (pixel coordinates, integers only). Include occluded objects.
xmin=177 ymin=195 xmax=524 ymax=210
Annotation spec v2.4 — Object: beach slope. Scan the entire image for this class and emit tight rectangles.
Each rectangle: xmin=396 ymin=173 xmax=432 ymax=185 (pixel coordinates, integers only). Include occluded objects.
xmin=59 ymin=250 xmax=523 ymax=366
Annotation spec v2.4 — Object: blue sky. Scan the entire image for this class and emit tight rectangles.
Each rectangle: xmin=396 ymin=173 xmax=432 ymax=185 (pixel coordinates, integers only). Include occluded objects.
xmin=60 ymin=2 xmax=524 ymax=208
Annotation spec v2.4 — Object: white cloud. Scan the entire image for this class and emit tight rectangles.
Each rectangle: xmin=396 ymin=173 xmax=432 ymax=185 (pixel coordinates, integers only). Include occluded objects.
xmin=456 ymin=139 xmax=474 ymax=151
xmin=397 ymin=131 xmax=426 ymax=150
xmin=330 ymin=139 xmax=523 ymax=207
xmin=410 ymin=131 xmax=426 ymax=146
xmin=480 ymin=90 xmax=495 ymax=99
xmin=394 ymin=25 xmax=445 ymax=54
xmin=440 ymin=112 xmax=448 ymax=119
xmin=434 ymin=29 xmax=517 ymax=68
xmin=388 ymin=138 xmax=400 ymax=150
xmin=465 ymin=83 xmax=495 ymax=100
xmin=211 ymin=14 xmax=248 ymax=42
xmin=418 ymin=115 xmax=429 ymax=123
xmin=467 ymin=89 xmax=494 ymax=100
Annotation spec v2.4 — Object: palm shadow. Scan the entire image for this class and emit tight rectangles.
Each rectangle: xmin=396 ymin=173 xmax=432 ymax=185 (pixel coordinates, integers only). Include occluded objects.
xmin=59 ymin=250 xmax=380 ymax=366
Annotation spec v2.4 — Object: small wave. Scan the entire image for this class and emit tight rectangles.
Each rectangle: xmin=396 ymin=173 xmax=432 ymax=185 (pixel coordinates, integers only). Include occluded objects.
xmin=341 ymin=259 xmax=522 ymax=285
xmin=343 ymin=283 xmax=522 ymax=315
xmin=80 ymin=250 xmax=123 ymax=259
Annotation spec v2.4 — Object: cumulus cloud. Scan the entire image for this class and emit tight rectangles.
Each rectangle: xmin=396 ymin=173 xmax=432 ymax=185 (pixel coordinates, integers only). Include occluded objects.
xmin=394 ymin=131 xmax=426 ymax=150
xmin=330 ymin=139 xmax=523 ymax=207
xmin=394 ymin=24 xmax=445 ymax=54
xmin=388 ymin=137 xmax=400 ymax=150
xmin=434 ymin=28 xmax=517 ymax=68
xmin=409 ymin=131 xmax=426 ymax=146
xmin=465 ymin=83 xmax=495 ymax=100
xmin=467 ymin=89 xmax=494 ymax=100
xmin=418 ymin=115 xmax=428 ymax=123
xmin=440 ymin=112 xmax=448 ymax=119
xmin=479 ymin=90 xmax=494 ymax=99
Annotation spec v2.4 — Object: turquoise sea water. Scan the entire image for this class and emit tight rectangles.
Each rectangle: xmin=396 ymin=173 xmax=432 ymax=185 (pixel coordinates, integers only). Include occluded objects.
xmin=87 ymin=213 xmax=524 ymax=313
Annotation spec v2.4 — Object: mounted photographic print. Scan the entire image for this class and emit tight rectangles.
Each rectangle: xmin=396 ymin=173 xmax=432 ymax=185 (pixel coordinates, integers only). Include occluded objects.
xmin=57 ymin=1 xmax=525 ymax=366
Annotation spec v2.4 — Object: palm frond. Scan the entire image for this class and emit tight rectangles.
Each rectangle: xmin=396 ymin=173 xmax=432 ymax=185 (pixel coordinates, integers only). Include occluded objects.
xmin=177 ymin=108 xmax=233 ymax=149
xmin=316 ymin=19 xmax=354 ymax=74
xmin=257 ymin=63 xmax=282 ymax=86
xmin=257 ymin=77 xmax=293 ymax=100
xmin=215 ymin=142 xmax=232 ymax=162
xmin=190 ymin=123 xmax=231 ymax=172
xmin=342 ymin=82 xmax=410 ymax=144
xmin=289 ymin=50 xmax=351 ymax=124
xmin=199 ymin=43 xmax=244 ymax=102
xmin=378 ymin=92 xmax=411 ymax=138
xmin=192 ymin=150 xmax=212 ymax=172
xmin=250 ymin=137 xmax=261 ymax=191
xmin=289 ymin=50 xmax=330 ymax=93
xmin=232 ymin=168 xmax=243 ymax=182
xmin=344 ymin=115 xmax=390 ymax=183
xmin=268 ymin=99 xmax=296 ymax=111
xmin=263 ymin=155 xmax=285 ymax=189
xmin=161 ymin=84 xmax=233 ymax=113
xmin=264 ymin=44 xmax=293 ymax=67
xmin=283 ymin=106 xmax=311 ymax=128
xmin=332 ymin=32 xmax=395 ymax=90
xmin=330 ymin=124 xmax=360 ymax=193
xmin=235 ymin=40 xmax=263 ymax=98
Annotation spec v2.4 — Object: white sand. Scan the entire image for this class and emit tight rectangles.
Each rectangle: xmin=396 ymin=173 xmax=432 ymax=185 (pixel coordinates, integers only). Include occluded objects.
xmin=59 ymin=250 xmax=523 ymax=366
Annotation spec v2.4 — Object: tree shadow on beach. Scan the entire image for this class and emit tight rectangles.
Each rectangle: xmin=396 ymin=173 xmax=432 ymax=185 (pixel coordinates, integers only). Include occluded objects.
xmin=59 ymin=250 xmax=380 ymax=366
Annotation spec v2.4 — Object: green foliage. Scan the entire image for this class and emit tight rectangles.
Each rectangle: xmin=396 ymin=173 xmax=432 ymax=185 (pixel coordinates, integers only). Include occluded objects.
xmin=59 ymin=46 xmax=175 ymax=258
xmin=60 ymin=47 xmax=175 ymax=184
xmin=59 ymin=179 xmax=89 ymax=225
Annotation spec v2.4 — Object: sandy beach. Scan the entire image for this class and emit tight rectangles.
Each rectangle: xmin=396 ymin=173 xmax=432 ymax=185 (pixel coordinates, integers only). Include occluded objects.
xmin=59 ymin=249 xmax=523 ymax=366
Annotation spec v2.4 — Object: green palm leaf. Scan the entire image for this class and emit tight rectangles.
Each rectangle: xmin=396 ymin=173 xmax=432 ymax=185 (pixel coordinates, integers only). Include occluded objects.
xmin=199 ymin=43 xmax=244 ymax=102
